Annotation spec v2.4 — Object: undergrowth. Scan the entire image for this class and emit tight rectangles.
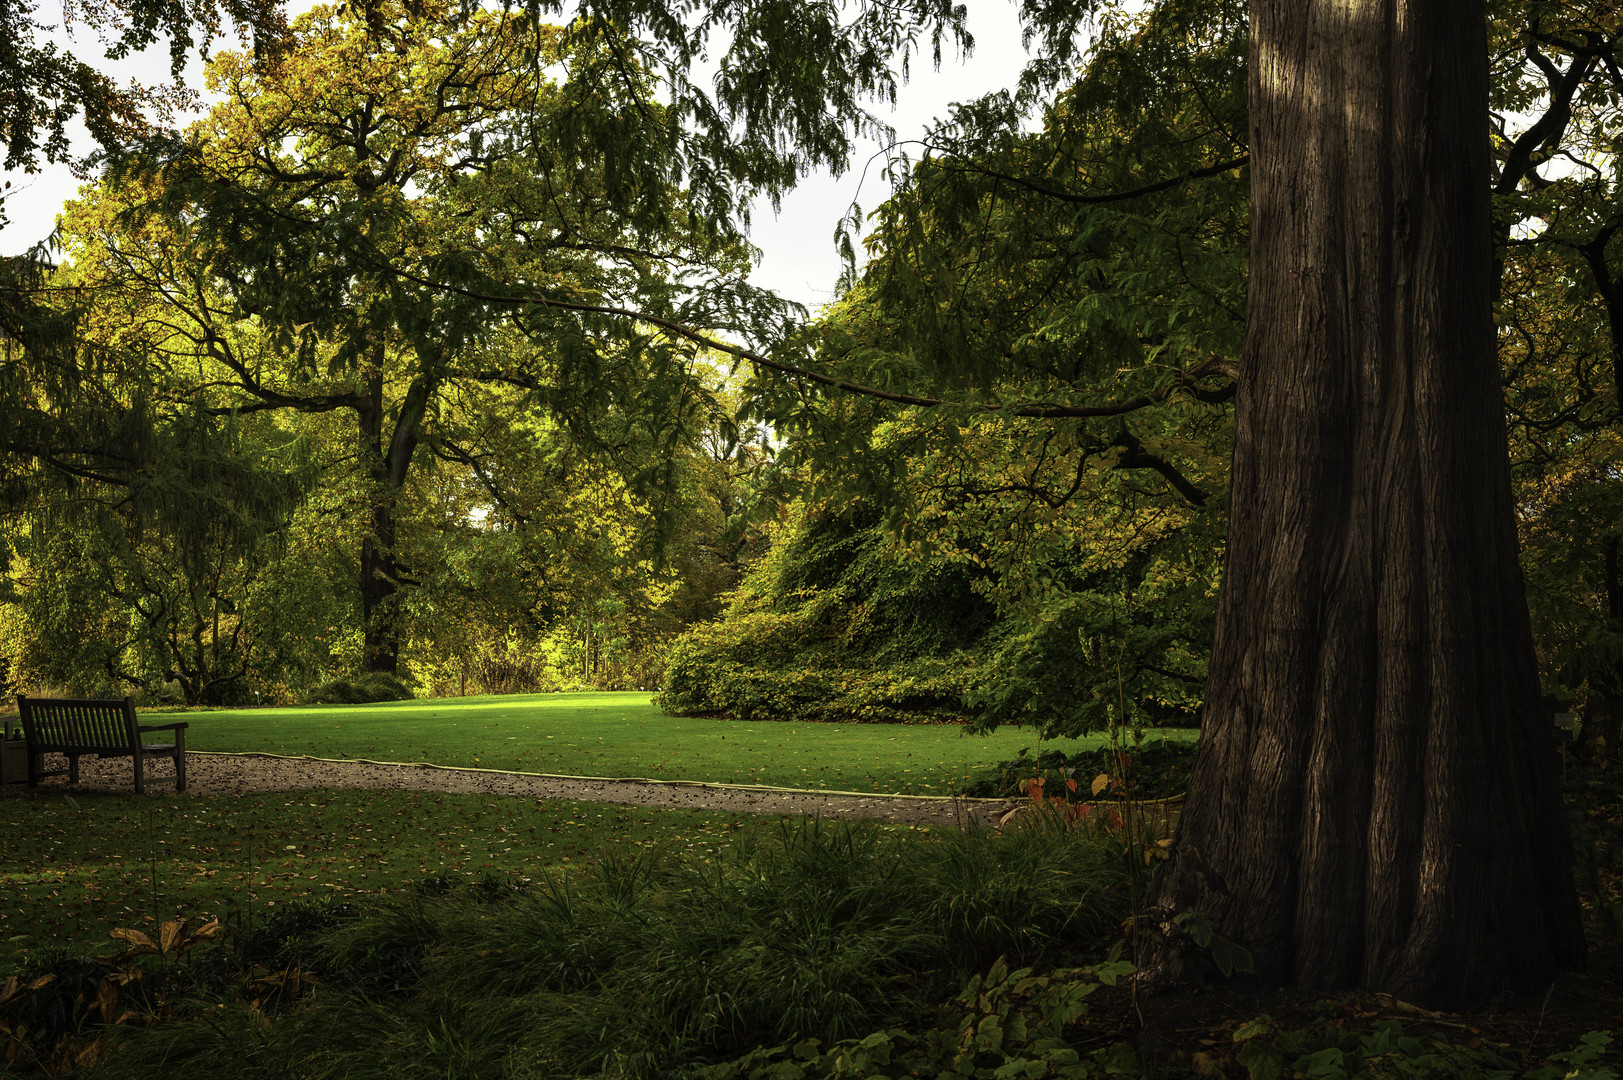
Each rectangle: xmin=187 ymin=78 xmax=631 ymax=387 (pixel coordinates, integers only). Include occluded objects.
xmin=4 ymin=741 xmax=1618 ymax=1078
xmin=300 ymin=672 xmax=414 ymax=705
xmin=963 ymin=738 xmax=1198 ymax=801
xmin=0 ymin=818 xmax=1129 ymax=1078
xmin=1566 ymin=757 xmax=1623 ymax=939
xmin=1 ymin=812 xmax=1615 ymax=1079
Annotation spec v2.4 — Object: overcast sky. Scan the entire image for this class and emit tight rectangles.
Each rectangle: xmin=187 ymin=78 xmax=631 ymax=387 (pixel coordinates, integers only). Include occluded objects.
xmin=0 ymin=1 xmax=1037 ymax=313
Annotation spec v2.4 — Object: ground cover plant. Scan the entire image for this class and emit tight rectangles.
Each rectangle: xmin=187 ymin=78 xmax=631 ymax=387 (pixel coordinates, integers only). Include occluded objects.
xmin=0 ymin=789 xmax=776 ymax=969
xmin=156 ymin=691 xmax=1196 ymax=796
xmin=1 ymin=813 xmax=1614 ymax=1079
xmin=967 ymin=739 xmax=1199 ymax=802
xmin=2 ymin=818 xmax=1135 ymax=1078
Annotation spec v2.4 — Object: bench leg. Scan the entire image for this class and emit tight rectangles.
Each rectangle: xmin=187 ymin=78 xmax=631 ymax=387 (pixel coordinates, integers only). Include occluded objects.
xmin=68 ymin=755 xmax=79 ymax=785
xmin=174 ymin=747 xmax=186 ymax=793
xmin=133 ymin=753 xmax=144 ymax=796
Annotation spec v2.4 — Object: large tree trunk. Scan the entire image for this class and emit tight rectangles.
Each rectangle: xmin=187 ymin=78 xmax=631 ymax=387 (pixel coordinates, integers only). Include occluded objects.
xmin=1142 ymin=0 xmax=1585 ymax=1007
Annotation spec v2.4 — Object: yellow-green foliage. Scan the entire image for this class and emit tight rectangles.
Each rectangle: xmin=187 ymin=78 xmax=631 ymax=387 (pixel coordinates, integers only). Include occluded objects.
xmin=659 ymin=465 xmax=1220 ymax=734
xmin=658 ymin=502 xmax=997 ymax=723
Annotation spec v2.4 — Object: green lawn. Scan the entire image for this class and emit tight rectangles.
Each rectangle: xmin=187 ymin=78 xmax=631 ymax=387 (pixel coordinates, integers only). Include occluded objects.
xmin=172 ymin=691 xmax=1192 ymax=796
xmin=1 ymin=695 xmax=1194 ymax=969
xmin=0 ymin=787 xmax=785 ymax=967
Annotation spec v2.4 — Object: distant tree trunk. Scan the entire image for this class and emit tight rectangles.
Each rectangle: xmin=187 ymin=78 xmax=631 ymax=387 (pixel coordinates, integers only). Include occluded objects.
xmin=1573 ymin=86 xmax=1623 ymax=770
xmin=357 ymin=372 xmax=402 ymax=674
xmin=356 ymin=362 xmax=437 ymax=675
xmin=1576 ymin=537 xmax=1622 ymax=765
xmin=358 ymin=538 xmax=403 ymax=674
xmin=1142 ymin=0 xmax=1585 ymax=1007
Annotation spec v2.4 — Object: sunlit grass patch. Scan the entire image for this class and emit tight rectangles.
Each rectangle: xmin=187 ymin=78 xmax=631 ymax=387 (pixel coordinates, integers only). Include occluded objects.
xmin=165 ymin=690 xmax=1196 ymax=795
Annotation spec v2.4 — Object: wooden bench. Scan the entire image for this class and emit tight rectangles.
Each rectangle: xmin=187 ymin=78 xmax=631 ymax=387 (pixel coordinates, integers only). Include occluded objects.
xmin=16 ymin=695 xmax=187 ymax=794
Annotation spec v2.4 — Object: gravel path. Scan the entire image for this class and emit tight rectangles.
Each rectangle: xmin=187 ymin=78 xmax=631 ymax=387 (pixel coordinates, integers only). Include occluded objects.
xmin=3 ymin=750 xmax=1012 ymax=828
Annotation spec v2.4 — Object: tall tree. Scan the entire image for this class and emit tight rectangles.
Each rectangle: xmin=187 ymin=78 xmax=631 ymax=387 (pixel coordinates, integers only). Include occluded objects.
xmin=1141 ymin=0 xmax=1585 ymax=1005
xmin=506 ymin=0 xmax=1589 ymax=1000
xmin=1488 ymin=0 xmax=1623 ymax=766
xmin=67 ymin=0 xmax=749 ymax=673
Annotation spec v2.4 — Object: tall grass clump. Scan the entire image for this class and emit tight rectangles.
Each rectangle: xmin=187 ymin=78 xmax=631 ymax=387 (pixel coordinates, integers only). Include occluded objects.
xmin=51 ymin=819 xmax=1127 ymax=1080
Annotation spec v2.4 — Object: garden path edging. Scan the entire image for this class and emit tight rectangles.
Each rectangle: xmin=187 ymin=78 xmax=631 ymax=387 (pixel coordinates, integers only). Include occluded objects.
xmin=5 ymin=750 xmax=1012 ymax=828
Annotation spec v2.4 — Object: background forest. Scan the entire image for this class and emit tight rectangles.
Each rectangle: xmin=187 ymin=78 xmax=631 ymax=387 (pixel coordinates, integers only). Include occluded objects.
xmin=0 ymin=0 xmax=1618 ymax=764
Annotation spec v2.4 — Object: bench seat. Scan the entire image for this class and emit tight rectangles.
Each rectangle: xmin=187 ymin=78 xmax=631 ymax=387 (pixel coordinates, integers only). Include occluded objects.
xmin=16 ymin=695 xmax=187 ymax=794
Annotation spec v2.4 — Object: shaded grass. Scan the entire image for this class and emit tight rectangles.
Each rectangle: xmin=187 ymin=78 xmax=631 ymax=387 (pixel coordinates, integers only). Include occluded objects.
xmin=160 ymin=691 xmax=1196 ymax=795
xmin=0 ymin=788 xmax=776 ymax=970
xmin=25 ymin=819 xmax=1131 ymax=1080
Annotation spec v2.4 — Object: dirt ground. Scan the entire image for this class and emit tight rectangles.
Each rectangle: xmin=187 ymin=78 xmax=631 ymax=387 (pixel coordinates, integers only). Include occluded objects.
xmin=1 ymin=749 xmax=1012 ymax=828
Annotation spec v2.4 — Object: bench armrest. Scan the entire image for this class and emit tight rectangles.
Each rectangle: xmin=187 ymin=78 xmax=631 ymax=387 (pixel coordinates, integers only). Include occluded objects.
xmin=137 ymin=723 xmax=189 ymax=732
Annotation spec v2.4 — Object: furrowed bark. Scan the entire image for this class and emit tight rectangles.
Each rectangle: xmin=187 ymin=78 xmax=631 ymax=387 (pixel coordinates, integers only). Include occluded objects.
xmin=1142 ymin=0 xmax=1586 ymax=1007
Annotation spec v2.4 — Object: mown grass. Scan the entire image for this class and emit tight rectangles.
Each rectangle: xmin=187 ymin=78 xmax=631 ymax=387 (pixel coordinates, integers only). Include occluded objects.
xmin=161 ymin=690 xmax=1196 ymax=795
xmin=0 ymin=788 xmax=779 ymax=969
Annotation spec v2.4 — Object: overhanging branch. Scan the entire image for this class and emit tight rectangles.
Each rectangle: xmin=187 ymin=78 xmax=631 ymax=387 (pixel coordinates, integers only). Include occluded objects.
xmin=381 ymin=264 xmax=1241 ymax=421
xmin=939 ymin=154 xmax=1250 ymax=207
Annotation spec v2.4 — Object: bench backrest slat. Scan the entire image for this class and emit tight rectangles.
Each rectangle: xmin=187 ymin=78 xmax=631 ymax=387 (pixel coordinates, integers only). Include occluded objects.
xmin=18 ymin=696 xmax=137 ymax=752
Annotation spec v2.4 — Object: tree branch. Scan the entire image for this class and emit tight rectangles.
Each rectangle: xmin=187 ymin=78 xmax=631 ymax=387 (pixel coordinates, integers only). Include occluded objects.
xmin=1494 ymin=38 xmax=1596 ymax=195
xmin=1110 ymin=427 xmax=1207 ymax=507
xmin=939 ymin=154 xmax=1250 ymax=206
xmin=382 ymin=264 xmax=1241 ymax=421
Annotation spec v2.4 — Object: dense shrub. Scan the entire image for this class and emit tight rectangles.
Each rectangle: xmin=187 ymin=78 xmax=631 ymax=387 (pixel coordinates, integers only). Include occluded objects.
xmin=301 ymin=671 xmax=415 ymax=704
xmin=662 ymin=625 xmax=984 ymax=723
xmin=659 ymin=505 xmax=997 ymax=723
xmin=963 ymin=736 xmax=1200 ymax=800
xmin=658 ymin=499 xmax=1213 ymax=733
